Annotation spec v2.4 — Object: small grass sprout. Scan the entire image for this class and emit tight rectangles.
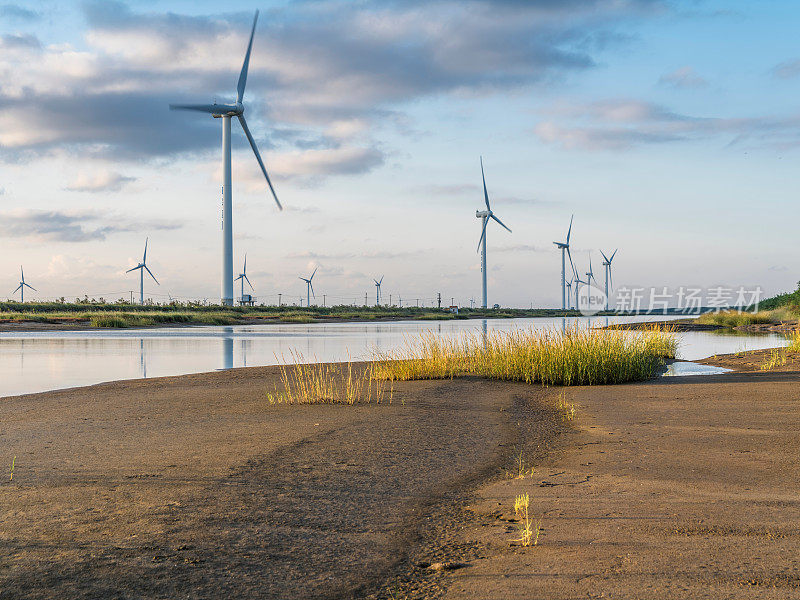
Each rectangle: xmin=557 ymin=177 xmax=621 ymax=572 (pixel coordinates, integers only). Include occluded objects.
xmin=787 ymin=332 xmax=800 ymax=353
xmin=509 ymin=449 xmax=534 ymax=480
xmin=556 ymin=392 xmax=576 ymax=422
xmin=513 ymin=493 xmax=541 ymax=547
xmin=761 ymin=348 xmax=788 ymax=371
xmin=10 ymin=455 xmax=15 ymax=482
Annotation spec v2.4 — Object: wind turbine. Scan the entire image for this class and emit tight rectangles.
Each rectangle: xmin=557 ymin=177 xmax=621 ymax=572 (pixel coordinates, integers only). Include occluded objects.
xmin=600 ymin=249 xmax=618 ymax=311
xmin=565 ymin=275 xmax=573 ymax=310
xmin=170 ymin=10 xmax=281 ymax=307
xmin=13 ymin=266 xmax=35 ymax=303
xmin=374 ymin=276 xmax=383 ymax=306
xmin=235 ymin=254 xmax=254 ymax=303
xmin=126 ymin=238 xmax=159 ymax=305
xmin=299 ymin=267 xmax=317 ymax=307
xmin=585 ymin=254 xmax=598 ymax=287
xmin=475 ymin=157 xmax=511 ymax=309
xmin=553 ymin=215 xmax=574 ymax=310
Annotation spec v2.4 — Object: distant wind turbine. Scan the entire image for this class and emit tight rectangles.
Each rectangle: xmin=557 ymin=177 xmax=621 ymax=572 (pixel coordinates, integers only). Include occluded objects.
xmin=374 ymin=276 xmax=383 ymax=306
xmin=126 ymin=238 xmax=159 ymax=305
xmin=13 ymin=266 xmax=35 ymax=303
xmin=475 ymin=157 xmax=511 ymax=309
xmin=585 ymin=254 xmax=598 ymax=287
xmin=299 ymin=267 xmax=317 ymax=307
xmin=565 ymin=275 xmax=573 ymax=310
xmin=600 ymin=249 xmax=618 ymax=311
xmin=553 ymin=215 xmax=574 ymax=310
xmin=235 ymin=254 xmax=254 ymax=303
xmin=170 ymin=10 xmax=281 ymax=307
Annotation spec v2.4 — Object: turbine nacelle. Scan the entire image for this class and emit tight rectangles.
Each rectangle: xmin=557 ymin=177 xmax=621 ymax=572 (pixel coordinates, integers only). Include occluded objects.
xmin=476 ymin=209 xmax=490 ymax=219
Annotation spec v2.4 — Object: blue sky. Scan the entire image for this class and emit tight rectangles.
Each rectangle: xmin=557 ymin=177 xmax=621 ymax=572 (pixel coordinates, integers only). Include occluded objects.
xmin=1 ymin=0 xmax=799 ymax=307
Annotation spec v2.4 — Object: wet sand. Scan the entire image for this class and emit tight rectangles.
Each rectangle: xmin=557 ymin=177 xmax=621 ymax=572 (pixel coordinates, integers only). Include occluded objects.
xmin=435 ymin=369 xmax=800 ymax=599
xmin=4 ymin=361 xmax=800 ymax=598
xmin=0 ymin=367 xmax=561 ymax=599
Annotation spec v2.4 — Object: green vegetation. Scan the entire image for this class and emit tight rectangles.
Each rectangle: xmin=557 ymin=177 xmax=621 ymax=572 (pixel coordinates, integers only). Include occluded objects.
xmin=0 ymin=300 xmax=588 ymax=329
xmin=696 ymin=310 xmax=778 ymax=328
xmin=372 ymin=325 xmax=677 ymax=386
xmin=757 ymin=280 xmax=800 ymax=312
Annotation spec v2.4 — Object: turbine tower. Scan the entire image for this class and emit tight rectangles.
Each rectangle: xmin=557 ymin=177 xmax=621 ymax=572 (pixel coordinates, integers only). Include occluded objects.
xmin=170 ymin=10 xmax=281 ymax=306
xmin=565 ymin=275 xmax=573 ymax=310
xmin=126 ymin=238 xmax=159 ymax=305
xmin=374 ymin=276 xmax=383 ymax=306
xmin=235 ymin=254 xmax=254 ymax=303
xmin=13 ymin=266 xmax=35 ymax=303
xmin=299 ymin=267 xmax=317 ymax=307
xmin=553 ymin=215 xmax=574 ymax=310
xmin=600 ymin=249 xmax=618 ymax=311
xmin=475 ymin=157 xmax=511 ymax=309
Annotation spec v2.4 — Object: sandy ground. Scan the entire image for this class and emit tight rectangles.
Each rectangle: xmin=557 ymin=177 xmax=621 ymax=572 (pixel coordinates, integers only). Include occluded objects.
xmin=0 ymin=367 xmax=561 ymax=599
xmin=4 ymin=357 xmax=800 ymax=599
xmin=435 ymin=369 xmax=800 ymax=599
xmin=697 ymin=348 xmax=800 ymax=373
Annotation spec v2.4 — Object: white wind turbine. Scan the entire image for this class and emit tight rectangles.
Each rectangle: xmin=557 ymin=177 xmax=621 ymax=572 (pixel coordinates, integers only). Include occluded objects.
xmin=475 ymin=157 xmax=511 ymax=309
xmin=565 ymin=275 xmax=573 ymax=310
xmin=585 ymin=254 xmax=598 ymax=288
xmin=235 ymin=254 xmax=253 ymax=303
xmin=126 ymin=238 xmax=159 ymax=305
xmin=553 ymin=215 xmax=573 ymax=310
xmin=13 ymin=266 xmax=35 ymax=303
xmin=170 ymin=10 xmax=281 ymax=306
xmin=600 ymin=249 xmax=618 ymax=311
xmin=374 ymin=276 xmax=383 ymax=306
xmin=299 ymin=267 xmax=317 ymax=307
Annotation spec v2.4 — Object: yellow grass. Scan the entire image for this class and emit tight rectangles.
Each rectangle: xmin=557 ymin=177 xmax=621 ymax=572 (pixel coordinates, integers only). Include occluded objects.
xmin=373 ymin=325 xmax=677 ymax=386
xmin=788 ymin=332 xmax=800 ymax=353
xmin=10 ymin=455 xmax=15 ymax=482
xmin=513 ymin=493 xmax=541 ymax=547
xmin=266 ymin=351 xmax=393 ymax=405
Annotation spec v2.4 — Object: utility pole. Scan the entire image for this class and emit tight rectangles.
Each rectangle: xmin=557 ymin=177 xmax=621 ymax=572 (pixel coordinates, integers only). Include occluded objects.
xmin=365 ymin=292 xmax=368 ymax=306
xmin=399 ymin=297 xmax=402 ymax=308
xmin=130 ymin=290 xmax=133 ymax=304
xmin=278 ymin=293 xmax=282 ymax=307
xmin=389 ymin=294 xmax=392 ymax=306
xmin=416 ymin=298 xmax=419 ymax=307
xmin=451 ymin=297 xmax=454 ymax=306
xmin=437 ymin=292 xmax=441 ymax=309
xmin=323 ymin=294 xmax=326 ymax=307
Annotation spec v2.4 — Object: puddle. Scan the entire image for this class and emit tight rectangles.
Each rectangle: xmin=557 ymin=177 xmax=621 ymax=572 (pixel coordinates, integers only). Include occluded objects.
xmin=661 ymin=361 xmax=731 ymax=377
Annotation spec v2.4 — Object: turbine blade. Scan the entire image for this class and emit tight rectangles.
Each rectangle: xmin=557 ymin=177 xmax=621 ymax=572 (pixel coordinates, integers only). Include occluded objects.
xmin=12 ymin=284 xmax=22 ymax=293
xmin=600 ymin=249 xmax=609 ymax=263
xmin=310 ymin=266 xmax=317 ymax=280
xmin=24 ymin=283 xmax=36 ymax=291
xmin=379 ymin=275 xmax=384 ymax=285
xmin=126 ymin=265 xmax=142 ymax=273
xmin=143 ymin=237 xmax=148 ymax=263
xmin=476 ymin=217 xmax=489 ymax=252
xmin=145 ymin=265 xmax=159 ymax=285
xmin=237 ymin=115 xmax=282 ymax=210
xmin=490 ymin=213 xmax=512 ymax=233
xmin=566 ymin=214 xmax=573 ymax=244
xmin=169 ymin=103 xmax=226 ymax=114
xmin=310 ymin=282 xmax=315 ymax=298
xmin=610 ymin=248 xmax=618 ymax=262
xmin=480 ymin=156 xmax=491 ymax=211
xmin=244 ymin=274 xmax=254 ymax=290
xmin=243 ymin=253 xmax=247 ymax=273
xmin=237 ymin=10 xmax=259 ymax=104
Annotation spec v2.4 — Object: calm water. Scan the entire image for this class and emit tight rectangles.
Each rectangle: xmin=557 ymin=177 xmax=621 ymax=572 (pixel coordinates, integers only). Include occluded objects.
xmin=0 ymin=316 xmax=789 ymax=398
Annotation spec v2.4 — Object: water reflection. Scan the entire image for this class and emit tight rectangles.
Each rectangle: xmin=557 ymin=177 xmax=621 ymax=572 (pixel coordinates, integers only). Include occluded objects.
xmin=0 ymin=315 xmax=790 ymax=397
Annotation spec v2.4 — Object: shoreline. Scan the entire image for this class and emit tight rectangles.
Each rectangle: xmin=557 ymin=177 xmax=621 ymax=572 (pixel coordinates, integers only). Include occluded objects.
xmin=4 ymin=351 xmax=800 ymax=597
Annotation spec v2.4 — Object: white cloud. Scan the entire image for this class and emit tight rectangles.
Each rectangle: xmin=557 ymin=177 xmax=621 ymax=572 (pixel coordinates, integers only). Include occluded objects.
xmin=65 ymin=170 xmax=136 ymax=192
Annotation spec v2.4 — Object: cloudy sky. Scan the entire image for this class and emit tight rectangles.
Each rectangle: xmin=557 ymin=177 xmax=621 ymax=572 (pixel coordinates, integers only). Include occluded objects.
xmin=1 ymin=0 xmax=799 ymax=307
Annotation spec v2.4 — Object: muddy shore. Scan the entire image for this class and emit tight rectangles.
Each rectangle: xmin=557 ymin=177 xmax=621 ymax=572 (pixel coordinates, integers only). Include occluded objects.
xmin=4 ymin=356 xmax=800 ymax=598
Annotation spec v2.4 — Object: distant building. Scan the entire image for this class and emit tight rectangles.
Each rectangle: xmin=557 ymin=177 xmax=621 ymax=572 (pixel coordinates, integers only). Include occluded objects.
xmin=449 ymin=305 xmax=459 ymax=314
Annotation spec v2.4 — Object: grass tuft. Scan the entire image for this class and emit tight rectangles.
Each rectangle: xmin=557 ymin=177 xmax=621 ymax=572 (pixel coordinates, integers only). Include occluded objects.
xmin=266 ymin=352 xmax=393 ymax=405
xmin=10 ymin=456 xmax=15 ymax=482
xmin=373 ymin=325 xmax=677 ymax=386
xmin=513 ymin=493 xmax=541 ymax=547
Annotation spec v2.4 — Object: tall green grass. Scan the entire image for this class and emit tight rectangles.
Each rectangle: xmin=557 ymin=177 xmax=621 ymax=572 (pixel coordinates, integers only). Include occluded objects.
xmin=696 ymin=310 xmax=778 ymax=328
xmin=372 ymin=325 xmax=677 ymax=386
